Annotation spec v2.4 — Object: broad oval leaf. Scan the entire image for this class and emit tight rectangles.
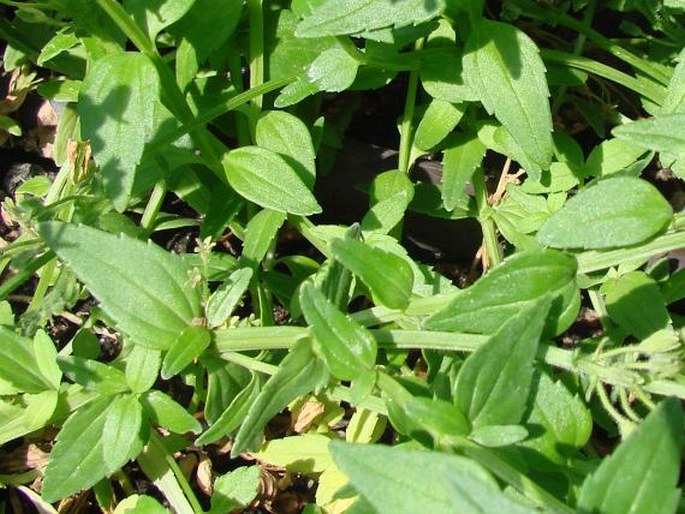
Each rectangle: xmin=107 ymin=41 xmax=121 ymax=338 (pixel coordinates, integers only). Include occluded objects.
xmin=329 ymin=238 xmax=413 ymax=310
xmin=79 ymin=52 xmax=159 ymax=211
xmin=161 ymin=325 xmax=212 ymax=379
xmin=463 ymin=20 xmax=553 ymax=172
xmin=300 ymin=283 xmax=376 ymax=381
xmin=423 ymin=249 xmax=578 ymax=337
xmin=536 ymin=176 xmax=673 ymax=249
xmin=38 ymin=222 xmax=202 ymax=350
xmin=454 ymin=297 xmax=549 ymax=428
xmin=223 ymin=146 xmax=321 ymax=215
xmin=577 ymin=397 xmax=683 ymax=514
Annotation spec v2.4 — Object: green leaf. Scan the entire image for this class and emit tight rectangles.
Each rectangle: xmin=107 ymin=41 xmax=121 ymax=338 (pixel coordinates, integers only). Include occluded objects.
xmin=613 ymin=113 xmax=685 ymax=163
xmin=296 ymin=0 xmax=445 ymax=38
xmin=318 ymin=225 xmax=360 ymax=310
xmin=42 ymin=395 xmax=146 ymax=502
xmin=577 ymin=397 xmax=683 ymax=514
xmin=444 ymin=473 xmax=538 ymax=514
xmin=161 ymin=325 xmax=212 ymax=379
xmin=536 ymin=177 xmax=673 ymax=249
xmin=206 ymin=267 xmax=253 ymax=328
xmin=102 ymin=394 xmax=145 ymax=466
xmin=58 ymin=356 xmax=130 ymax=394
xmin=300 ymin=283 xmax=376 ymax=381
xmin=256 ymin=111 xmax=316 ymax=189
xmin=462 ymin=20 xmax=553 ymax=172
xmin=469 ymin=425 xmax=529 ymax=447
xmin=414 ymin=100 xmax=465 ymax=151
xmin=124 ymin=0 xmax=195 ymax=41
xmin=210 ymin=466 xmax=261 ymax=514
xmin=232 ymin=339 xmax=329 ymax=454
xmin=329 ymin=238 xmax=413 ymax=310
xmin=330 ymin=440 xmax=503 ymax=514
xmin=113 ymin=494 xmax=167 ymax=514
xmin=125 ymin=345 xmax=162 ymax=393
xmin=454 ymin=297 xmax=548 ymax=429
xmin=400 ymin=396 xmax=470 ymax=443
xmin=240 ymin=210 xmax=287 ymax=269
xmin=308 ymin=47 xmax=359 ymax=92
xmin=37 ymin=28 xmax=79 ymax=65
xmin=584 ymin=138 xmax=649 ymax=178
xmin=141 ymin=390 xmax=202 ymax=434
xmin=424 ymin=249 xmax=577 ymax=337
xmin=256 ymin=433 xmax=336 ymax=474
xmin=662 ymin=50 xmax=685 ymax=114
xmin=37 ymin=222 xmax=202 ymax=350
xmin=0 ymin=326 xmax=57 ymax=393
xmin=441 ymin=132 xmax=486 ymax=211
xmin=223 ymin=146 xmax=321 ymax=215
xmin=518 ymin=371 xmax=592 ymax=466
xmin=604 ymin=271 xmax=672 ymax=339
xmin=79 ymin=52 xmax=159 ymax=211
xmin=0 ymin=390 xmax=59 ymax=446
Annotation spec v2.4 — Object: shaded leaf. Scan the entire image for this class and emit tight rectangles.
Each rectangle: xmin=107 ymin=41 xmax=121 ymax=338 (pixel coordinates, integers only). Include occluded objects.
xmin=58 ymin=355 xmax=130 ymax=394
xmin=0 ymin=326 xmax=57 ymax=393
xmin=441 ymin=132 xmax=486 ymax=211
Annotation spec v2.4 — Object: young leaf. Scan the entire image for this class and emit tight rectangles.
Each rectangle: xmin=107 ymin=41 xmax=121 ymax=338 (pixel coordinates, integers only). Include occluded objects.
xmin=141 ymin=390 xmax=202 ymax=434
xmin=42 ymin=395 xmax=145 ymax=502
xmin=256 ymin=111 xmax=316 ymax=188
xmin=441 ymin=132 xmax=486 ymax=211
xmin=161 ymin=325 xmax=212 ymax=379
xmin=125 ymin=345 xmax=162 ymax=393
xmin=454 ymin=297 xmax=549 ymax=429
xmin=206 ymin=267 xmax=253 ymax=328
xmin=210 ymin=466 xmax=261 ymax=514
xmin=329 ymin=238 xmax=413 ymax=310
xmin=240 ymin=210 xmax=287 ymax=269
xmin=79 ymin=52 xmax=159 ymax=211
xmin=330 ymin=440 xmax=502 ymax=514
xmin=102 ymin=394 xmax=145 ymax=468
xmin=58 ymin=355 xmax=130 ymax=394
xmin=0 ymin=326 xmax=57 ymax=393
xmin=232 ymin=339 xmax=329 ymax=455
xmin=423 ymin=249 xmax=577 ymax=337
xmin=414 ymin=99 xmax=465 ymax=151
xmin=400 ymin=396 xmax=471 ymax=443
xmin=536 ymin=177 xmax=673 ymax=249
xmin=300 ymin=283 xmax=377 ymax=381
xmin=296 ymin=0 xmax=445 ymax=38
xmin=124 ymin=0 xmax=195 ymax=41
xmin=37 ymin=222 xmax=202 ymax=350
xmin=577 ymin=397 xmax=683 ymax=514
xmin=462 ymin=20 xmax=553 ymax=172
xmin=223 ymin=146 xmax=322 ymax=215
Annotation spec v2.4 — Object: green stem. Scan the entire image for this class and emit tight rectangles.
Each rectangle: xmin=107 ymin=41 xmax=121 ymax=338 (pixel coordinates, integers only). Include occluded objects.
xmin=398 ymin=40 xmax=423 ymax=175
xmin=27 ymin=258 xmax=56 ymax=310
xmin=140 ymin=183 xmax=167 ymax=235
xmin=247 ymin=0 xmax=264 ymax=110
xmin=472 ymin=168 xmax=501 ymax=267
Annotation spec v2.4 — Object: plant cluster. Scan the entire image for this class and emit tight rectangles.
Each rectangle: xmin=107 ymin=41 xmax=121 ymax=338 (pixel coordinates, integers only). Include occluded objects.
xmin=1 ymin=0 xmax=685 ymax=512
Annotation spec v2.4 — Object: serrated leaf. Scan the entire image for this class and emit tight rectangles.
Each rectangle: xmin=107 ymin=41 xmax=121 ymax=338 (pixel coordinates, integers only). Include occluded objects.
xmin=329 ymin=238 xmax=413 ymax=310
xmin=300 ymin=283 xmax=376 ymax=380
xmin=0 ymin=326 xmax=57 ymax=393
xmin=518 ymin=371 xmax=592 ymax=465
xmin=102 ymin=394 xmax=145 ymax=467
xmin=441 ymin=132 xmax=486 ymax=211
xmin=79 ymin=53 xmax=159 ymax=211
xmin=232 ymin=339 xmax=329 ymax=455
xmin=141 ymin=389 xmax=201 ymax=434
xmin=223 ymin=146 xmax=321 ymax=215
xmin=536 ymin=177 xmax=673 ymax=249
xmin=256 ymin=111 xmax=316 ymax=188
xmin=330 ymin=440 xmax=501 ymax=514
xmin=454 ymin=297 xmax=548 ymax=428
xmin=58 ymin=355 xmax=130 ymax=394
xmin=38 ymin=222 xmax=202 ymax=350
xmin=463 ymin=20 xmax=553 ymax=171
xmin=161 ymin=325 xmax=211 ymax=379
xmin=424 ymin=249 xmax=577 ymax=336
xmin=124 ymin=0 xmax=195 ymax=41
xmin=42 ymin=395 xmax=145 ymax=502
xmin=414 ymin=99 xmax=465 ymax=151
xmin=296 ymin=0 xmax=445 ymax=38
xmin=206 ymin=267 xmax=253 ymax=328
xmin=577 ymin=397 xmax=683 ymax=514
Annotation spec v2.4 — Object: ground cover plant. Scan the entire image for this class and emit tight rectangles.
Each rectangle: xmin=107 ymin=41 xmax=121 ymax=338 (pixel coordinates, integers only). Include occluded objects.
xmin=1 ymin=0 xmax=685 ymax=512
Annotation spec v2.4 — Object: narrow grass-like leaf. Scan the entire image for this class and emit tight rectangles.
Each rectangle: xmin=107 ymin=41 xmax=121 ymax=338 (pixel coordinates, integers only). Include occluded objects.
xmin=423 ymin=249 xmax=577 ymax=336
xmin=232 ymin=339 xmax=329 ymax=455
xmin=58 ymin=356 xmax=130 ymax=394
xmin=300 ymin=283 xmax=376 ymax=381
xmin=38 ymin=222 xmax=201 ymax=350
xmin=223 ymin=146 xmax=321 ymax=215
xmin=463 ymin=20 xmax=553 ymax=171
xmin=141 ymin=390 xmax=202 ymax=434
xmin=206 ymin=268 xmax=253 ymax=328
xmin=537 ymin=177 xmax=673 ymax=249
xmin=161 ymin=325 xmax=212 ymax=379
xmin=330 ymin=440 xmax=501 ymax=514
xmin=79 ymin=52 xmax=159 ymax=211
xmin=454 ymin=297 xmax=548 ymax=428
xmin=296 ymin=0 xmax=445 ymax=38
xmin=577 ymin=397 xmax=683 ymax=514
xmin=329 ymin=238 xmax=413 ymax=310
